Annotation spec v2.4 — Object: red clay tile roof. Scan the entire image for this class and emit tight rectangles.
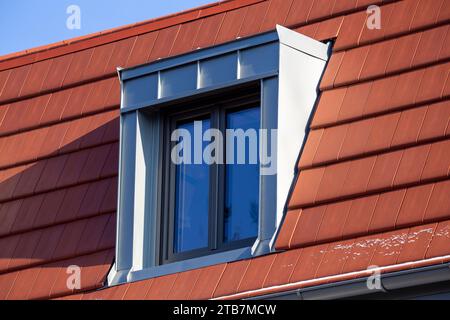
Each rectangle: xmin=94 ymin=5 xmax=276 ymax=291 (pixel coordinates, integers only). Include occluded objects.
xmin=0 ymin=0 xmax=449 ymax=300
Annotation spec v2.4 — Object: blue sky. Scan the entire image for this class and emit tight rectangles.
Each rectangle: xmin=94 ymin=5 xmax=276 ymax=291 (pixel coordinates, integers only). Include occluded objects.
xmin=0 ymin=0 xmax=214 ymax=56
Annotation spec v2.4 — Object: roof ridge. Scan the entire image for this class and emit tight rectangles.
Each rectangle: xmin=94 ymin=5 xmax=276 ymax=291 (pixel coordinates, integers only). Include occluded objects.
xmin=0 ymin=0 xmax=264 ymax=67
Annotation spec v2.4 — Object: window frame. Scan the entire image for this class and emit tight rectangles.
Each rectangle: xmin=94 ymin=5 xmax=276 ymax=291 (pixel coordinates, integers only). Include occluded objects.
xmin=160 ymin=88 xmax=261 ymax=264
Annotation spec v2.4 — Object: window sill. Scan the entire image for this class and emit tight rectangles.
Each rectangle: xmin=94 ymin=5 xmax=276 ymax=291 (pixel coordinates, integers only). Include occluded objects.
xmin=109 ymin=245 xmax=260 ymax=285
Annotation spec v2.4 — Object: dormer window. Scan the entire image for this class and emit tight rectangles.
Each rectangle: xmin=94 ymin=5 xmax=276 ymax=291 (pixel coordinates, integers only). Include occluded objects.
xmin=161 ymin=93 xmax=261 ymax=263
xmin=109 ymin=26 xmax=329 ymax=285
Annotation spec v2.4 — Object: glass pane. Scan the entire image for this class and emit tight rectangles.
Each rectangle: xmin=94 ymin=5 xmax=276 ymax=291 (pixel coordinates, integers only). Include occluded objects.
xmin=239 ymin=43 xmax=279 ymax=78
xmin=224 ymin=107 xmax=260 ymax=242
xmin=174 ymin=119 xmax=210 ymax=253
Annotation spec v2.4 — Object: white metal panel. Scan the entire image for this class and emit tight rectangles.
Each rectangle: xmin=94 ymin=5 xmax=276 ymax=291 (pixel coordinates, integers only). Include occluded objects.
xmin=276 ymin=25 xmax=329 ymax=61
xmin=276 ymin=39 xmax=329 ymax=225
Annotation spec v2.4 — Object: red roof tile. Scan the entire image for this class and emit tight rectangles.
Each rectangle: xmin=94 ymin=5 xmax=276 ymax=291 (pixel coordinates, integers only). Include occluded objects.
xmin=189 ymin=264 xmax=226 ymax=299
xmin=387 ymin=33 xmax=421 ymax=73
xmin=411 ymin=0 xmax=445 ymax=30
xmin=125 ymin=33 xmax=157 ymax=67
xmin=314 ymin=16 xmax=344 ymax=41
xmin=167 ymin=269 xmax=202 ymax=299
xmin=425 ymin=180 xmax=450 ymax=222
xmin=5 ymin=267 xmax=40 ymax=300
xmin=333 ymin=10 xmax=366 ymax=51
xmin=151 ymin=26 xmax=181 ymax=61
xmin=0 ymin=272 xmax=18 ymax=300
xmin=396 ymin=184 xmax=434 ymax=228
xmin=391 ymin=106 xmax=427 ymax=146
xmin=358 ymin=3 xmax=393 ymax=44
xmin=334 ymin=46 xmax=370 ymax=86
xmin=419 ymin=101 xmax=450 ymax=141
xmin=213 ymin=260 xmax=250 ymax=297
xmin=83 ymin=43 xmax=116 ymax=80
xmin=145 ymin=273 xmax=178 ymax=300
xmin=237 ymin=254 xmax=276 ymax=292
xmin=264 ymin=249 xmax=302 ymax=287
xmin=307 ymin=0 xmax=334 ymax=22
xmin=341 ymin=235 xmax=377 ymax=274
xmin=238 ymin=1 xmax=269 ymax=37
xmin=421 ymin=139 xmax=450 ymax=180
xmin=289 ymin=243 xmax=327 ymax=282
xmin=285 ymin=0 xmax=314 ymax=26
xmin=369 ymin=188 xmax=406 ymax=233
xmin=10 ymin=195 xmax=44 ymax=233
xmin=338 ymin=81 xmax=372 ymax=121
xmin=61 ymin=49 xmax=93 ymax=87
xmin=290 ymin=206 xmax=326 ymax=246
xmin=298 ymin=129 xmax=323 ymax=168
xmin=360 ymin=40 xmax=394 ymax=79
xmin=397 ymin=223 xmax=436 ymax=263
xmin=316 ymin=201 xmax=352 ymax=243
xmin=342 ymin=195 xmax=378 ymax=238
xmin=289 ymin=167 xmax=325 ymax=207
xmin=32 ymin=189 xmax=66 ymax=227
xmin=394 ymin=144 xmax=430 ymax=186
xmin=311 ymin=86 xmax=347 ymax=127
xmin=315 ymin=161 xmax=351 ymax=201
xmin=312 ymin=123 xmax=348 ymax=164
xmin=259 ymin=0 xmax=293 ymax=32
xmin=215 ymin=8 xmax=247 ymax=43
xmin=339 ymin=118 xmax=373 ymax=159
xmin=274 ymin=210 xmax=299 ymax=249
xmin=170 ymin=20 xmax=203 ymax=56
xmin=122 ymin=279 xmax=153 ymax=300
xmin=193 ymin=13 xmax=225 ymax=49
xmin=20 ymin=59 xmax=53 ymax=97
xmin=416 ymin=62 xmax=450 ymax=102
xmin=340 ymin=157 xmax=376 ymax=195
xmin=1 ymin=65 xmax=31 ymax=101
xmin=366 ymin=150 xmax=402 ymax=191
xmin=1 ymin=0 xmax=449 ymax=301
xmin=426 ymin=220 xmax=450 ymax=258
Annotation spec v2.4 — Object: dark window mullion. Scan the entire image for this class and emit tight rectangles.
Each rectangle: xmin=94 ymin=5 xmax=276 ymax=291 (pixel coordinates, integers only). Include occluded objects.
xmin=208 ymin=107 xmax=217 ymax=251
xmin=216 ymin=105 xmax=226 ymax=249
xmin=209 ymin=105 xmax=222 ymax=251
xmin=165 ymin=116 xmax=177 ymax=262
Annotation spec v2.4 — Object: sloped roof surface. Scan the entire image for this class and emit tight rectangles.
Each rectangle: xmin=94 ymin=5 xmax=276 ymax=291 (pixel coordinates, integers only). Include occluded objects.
xmin=0 ymin=0 xmax=449 ymax=300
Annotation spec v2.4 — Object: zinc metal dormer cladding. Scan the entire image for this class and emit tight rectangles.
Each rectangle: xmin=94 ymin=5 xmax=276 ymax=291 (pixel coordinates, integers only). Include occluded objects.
xmin=110 ymin=25 xmax=330 ymax=285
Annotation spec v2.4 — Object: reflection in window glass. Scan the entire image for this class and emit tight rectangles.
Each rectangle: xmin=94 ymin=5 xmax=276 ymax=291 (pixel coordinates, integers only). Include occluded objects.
xmin=174 ymin=119 xmax=210 ymax=253
xmin=224 ymin=107 xmax=260 ymax=242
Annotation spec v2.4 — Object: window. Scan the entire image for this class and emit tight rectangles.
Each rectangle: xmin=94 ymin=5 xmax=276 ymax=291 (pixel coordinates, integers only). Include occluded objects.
xmin=161 ymin=91 xmax=261 ymax=263
xmin=111 ymin=25 xmax=329 ymax=285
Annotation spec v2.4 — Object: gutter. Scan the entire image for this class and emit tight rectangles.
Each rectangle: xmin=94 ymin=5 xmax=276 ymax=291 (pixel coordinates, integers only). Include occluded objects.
xmin=213 ymin=255 xmax=450 ymax=300
xmin=253 ymin=263 xmax=450 ymax=300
